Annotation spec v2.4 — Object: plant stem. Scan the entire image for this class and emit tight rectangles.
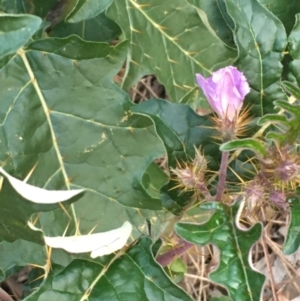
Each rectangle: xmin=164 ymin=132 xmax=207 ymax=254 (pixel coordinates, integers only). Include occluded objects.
xmin=216 ymin=151 xmax=229 ymax=201
xmin=0 ymin=288 xmax=13 ymax=301
xmin=156 ymin=239 xmax=193 ymax=267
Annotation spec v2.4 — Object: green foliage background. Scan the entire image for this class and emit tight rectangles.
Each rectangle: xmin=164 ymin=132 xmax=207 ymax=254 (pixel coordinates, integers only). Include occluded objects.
xmin=0 ymin=0 xmax=300 ymax=300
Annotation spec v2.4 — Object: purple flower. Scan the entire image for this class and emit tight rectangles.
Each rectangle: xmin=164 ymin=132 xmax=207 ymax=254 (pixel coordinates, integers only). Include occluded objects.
xmin=196 ymin=66 xmax=250 ymax=121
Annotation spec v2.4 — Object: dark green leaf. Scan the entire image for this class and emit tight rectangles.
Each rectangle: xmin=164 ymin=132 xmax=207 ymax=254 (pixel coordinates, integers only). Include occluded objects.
xmin=0 ymin=240 xmax=46 ymax=281
xmin=28 ymin=0 xmax=59 ymax=18
xmin=0 ymin=176 xmax=71 ymax=243
xmin=220 ymin=138 xmax=267 ymax=157
xmin=0 ymin=14 xmax=41 ymax=58
xmin=288 ymin=14 xmax=300 ymax=60
xmin=133 ymin=99 xmax=219 ymax=213
xmin=257 ymin=114 xmax=288 ymax=125
xmin=107 ymin=0 xmax=237 ymax=106
xmin=186 ymin=0 xmax=236 ymax=48
xmin=257 ymin=96 xmax=300 ymax=145
xmin=24 ymin=237 xmax=193 ymax=301
xmin=132 ymin=99 xmax=218 ymax=168
xmin=0 ymin=0 xmax=59 ymax=18
xmin=176 ymin=201 xmax=265 ymax=301
xmin=49 ymin=12 xmax=121 ymax=42
xmin=0 ymin=0 xmax=24 ymax=13
xmin=142 ymin=162 xmax=169 ymax=200
xmin=283 ymin=197 xmax=300 ymax=254
xmin=258 ymin=0 xmax=300 ymax=34
xmin=28 ymin=36 xmax=113 ymax=60
xmin=225 ymin=0 xmax=287 ymax=115
xmin=67 ymin=0 xmax=113 ymax=23
xmin=288 ymin=14 xmax=300 ymax=84
xmin=0 ymin=39 xmax=167 ymax=238
xmin=45 ymin=0 xmax=78 ymax=28
xmin=282 ymin=80 xmax=300 ymax=99
xmin=151 ymin=238 xmax=163 ymax=257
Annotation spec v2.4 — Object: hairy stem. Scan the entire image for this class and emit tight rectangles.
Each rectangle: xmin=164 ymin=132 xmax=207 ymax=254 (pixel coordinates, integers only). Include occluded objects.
xmin=156 ymin=239 xmax=193 ymax=267
xmin=216 ymin=151 xmax=229 ymax=201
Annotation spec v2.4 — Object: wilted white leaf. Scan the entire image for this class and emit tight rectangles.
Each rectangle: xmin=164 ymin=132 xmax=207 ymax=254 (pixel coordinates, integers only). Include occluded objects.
xmin=44 ymin=221 xmax=133 ymax=257
xmin=0 ymin=167 xmax=83 ymax=203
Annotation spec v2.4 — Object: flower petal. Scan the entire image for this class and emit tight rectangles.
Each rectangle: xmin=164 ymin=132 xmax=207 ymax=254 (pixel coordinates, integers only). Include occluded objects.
xmin=196 ymin=73 xmax=220 ymax=115
xmin=196 ymin=66 xmax=250 ymax=121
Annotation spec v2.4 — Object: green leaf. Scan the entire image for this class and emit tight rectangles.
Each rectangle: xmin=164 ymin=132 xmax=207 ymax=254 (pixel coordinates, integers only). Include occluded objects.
xmin=288 ymin=14 xmax=300 ymax=84
xmin=0 ymin=1 xmax=64 ymax=40
xmin=0 ymin=177 xmax=47 ymax=244
xmin=186 ymin=0 xmax=236 ymax=48
xmin=169 ymin=258 xmax=187 ymax=283
xmin=0 ymin=175 xmax=78 ymax=243
xmin=28 ymin=36 xmax=113 ymax=60
xmin=45 ymin=0 xmax=78 ymax=27
xmin=0 ymin=38 xmax=167 ymax=239
xmin=0 ymin=14 xmax=41 ymax=59
xmin=288 ymin=13 xmax=300 ymax=60
xmin=133 ymin=99 xmax=219 ymax=213
xmin=283 ymin=197 xmax=300 ymax=255
xmin=17 ymin=0 xmax=120 ymax=42
xmin=225 ymin=0 xmax=287 ymax=116
xmin=257 ymin=114 xmax=287 ymax=125
xmin=67 ymin=0 xmax=114 ymax=23
xmin=282 ymin=80 xmax=300 ymax=99
xmin=24 ymin=237 xmax=193 ymax=301
xmin=0 ymin=0 xmax=58 ymax=18
xmin=142 ymin=162 xmax=169 ymax=200
xmin=220 ymin=138 xmax=267 ymax=157
xmin=107 ymin=0 xmax=237 ymax=106
xmin=28 ymin=0 xmax=59 ymax=18
xmin=257 ymin=94 xmax=300 ymax=145
xmin=258 ymin=0 xmax=300 ymax=34
xmin=0 ymin=240 xmax=46 ymax=281
xmin=170 ymin=258 xmax=187 ymax=274
xmin=49 ymin=12 xmax=121 ymax=42
xmin=0 ymin=0 xmax=26 ymax=14
xmin=175 ymin=201 xmax=265 ymax=301
xmin=133 ymin=99 xmax=218 ymax=166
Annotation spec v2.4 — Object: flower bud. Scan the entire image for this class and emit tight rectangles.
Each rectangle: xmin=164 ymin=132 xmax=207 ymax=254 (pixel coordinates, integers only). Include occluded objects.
xmin=171 ymin=167 xmax=197 ymax=190
xmin=276 ymin=159 xmax=300 ymax=182
xmin=260 ymin=145 xmax=300 ymax=182
xmin=245 ymin=181 xmax=265 ymax=209
xmin=269 ymin=189 xmax=287 ymax=209
xmin=171 ymin=148 xmax=207 ymax=194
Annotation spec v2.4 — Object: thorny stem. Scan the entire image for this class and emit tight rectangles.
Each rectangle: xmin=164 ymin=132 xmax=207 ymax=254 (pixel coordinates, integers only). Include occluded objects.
xmin=156 ymin=151 xmax=213 ymax=262
xmin=156 ymin=239 xmax=194 ymax=267
xmin=156 ymin=183 xmax=212 ymax=264
xmin=216 ymin=151 xmax=230 ymax=201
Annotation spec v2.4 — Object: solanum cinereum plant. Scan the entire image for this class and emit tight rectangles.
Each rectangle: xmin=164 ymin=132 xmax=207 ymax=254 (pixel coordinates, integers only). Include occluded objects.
xmin=1 ymin=0 xmax=300 ymax=300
